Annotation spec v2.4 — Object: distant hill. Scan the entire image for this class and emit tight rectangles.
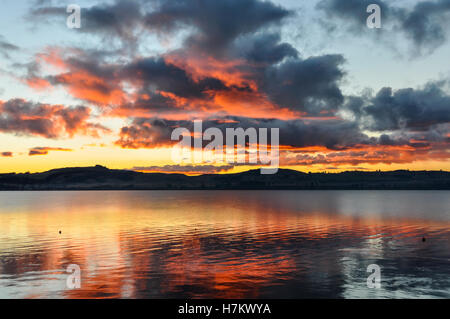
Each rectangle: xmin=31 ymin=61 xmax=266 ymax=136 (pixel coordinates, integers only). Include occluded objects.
xmin=0 ymin=165 xmax=449 ymax=190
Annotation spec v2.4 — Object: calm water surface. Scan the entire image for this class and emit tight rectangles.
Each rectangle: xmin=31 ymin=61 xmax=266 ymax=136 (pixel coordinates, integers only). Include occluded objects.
xmin=0 ymin=190 xmax=449 ymax=299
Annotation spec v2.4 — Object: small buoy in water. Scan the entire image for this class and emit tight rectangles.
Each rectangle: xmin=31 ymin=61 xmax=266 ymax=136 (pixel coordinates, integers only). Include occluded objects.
xmin=422 ymin=237 xmax=426 ymax=242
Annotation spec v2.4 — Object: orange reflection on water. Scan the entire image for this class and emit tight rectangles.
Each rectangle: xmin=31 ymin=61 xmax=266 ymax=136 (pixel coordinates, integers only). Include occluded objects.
xmin=0 ymin=191 xmax=449 ymax=298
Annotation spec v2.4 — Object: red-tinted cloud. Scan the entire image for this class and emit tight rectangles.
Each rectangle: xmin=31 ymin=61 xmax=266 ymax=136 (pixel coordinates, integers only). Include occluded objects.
xmin=0 ymin=99 xmax=110 ymax=138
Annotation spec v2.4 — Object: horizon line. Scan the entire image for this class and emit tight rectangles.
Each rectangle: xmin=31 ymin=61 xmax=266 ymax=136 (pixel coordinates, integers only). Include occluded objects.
xmin=1 ymin=165 xmax=449 ymax=177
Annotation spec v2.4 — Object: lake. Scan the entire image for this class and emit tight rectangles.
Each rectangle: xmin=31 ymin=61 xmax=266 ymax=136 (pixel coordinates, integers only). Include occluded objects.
xmin=0 ymin=190 xmax=449 ymax=298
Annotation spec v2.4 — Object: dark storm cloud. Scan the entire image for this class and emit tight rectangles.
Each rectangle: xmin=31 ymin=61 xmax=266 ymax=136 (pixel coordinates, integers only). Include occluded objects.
xmin=116 ymin=116 xmax=375 ymax=150
xmin=317 ymin=0 xmax=450 ymax=54
xmin=117 ymin=117 xmax=191 ymax=149
xmin=343 ymin=81 xmax=450 ymax=131
xmin=276 ymin=118 xmax=372 ymax=150
xmin=64 ymin=54 xmax=118 ymax=79
xmin=81 ymin=0 xmax=143 ymax=43
xmin=124 ymin=91 xmax=179 ymax=113
xmin=400 ymin=0 xmax=450 ymax=53
xmin=28 ymin=0 xmax=294 ymax=60
xmin=234 ymin=33 xmax=299 ymax=65
xmin=261 ymin=55 xmax=346 ymax=113
xmin=30 ymin=0 xmax=291 ymax=52
xmin=144 ymin=0 xmax=292 ymax=53
xmin=122 ymin=57 xmax=229 ymax=99
xmin=30 ymin=0 xmax=144 ymax=44
xmin=0 ymin=99 xmax=110 ymax=138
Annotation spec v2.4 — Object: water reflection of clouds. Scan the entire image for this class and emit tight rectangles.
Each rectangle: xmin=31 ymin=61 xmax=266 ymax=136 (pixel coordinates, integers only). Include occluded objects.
xmin=0 ymin=191 xmax=449 ymax=298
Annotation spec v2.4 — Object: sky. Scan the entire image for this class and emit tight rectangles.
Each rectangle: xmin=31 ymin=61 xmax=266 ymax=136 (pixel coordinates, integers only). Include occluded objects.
xmin=0 ymin=0 xmax=449 ymax=174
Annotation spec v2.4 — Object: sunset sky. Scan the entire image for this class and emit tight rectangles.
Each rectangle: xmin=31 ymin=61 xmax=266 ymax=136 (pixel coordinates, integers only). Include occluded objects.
xmin=0 ymin=0 xmax=449 ymax=174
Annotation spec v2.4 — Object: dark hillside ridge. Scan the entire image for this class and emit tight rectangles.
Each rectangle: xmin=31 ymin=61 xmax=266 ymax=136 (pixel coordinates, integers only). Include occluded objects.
xmin=1 ymin=166 xmax=449 ymax=190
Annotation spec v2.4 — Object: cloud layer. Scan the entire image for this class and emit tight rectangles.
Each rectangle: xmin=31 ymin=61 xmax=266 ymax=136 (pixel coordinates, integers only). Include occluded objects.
xmin=0 ymin=99 xmax=110 ymax=138
xmin=317 ymin=0 xmax=450 ymax=55
xmin=0 ymin=0 xmax=448 ymax=172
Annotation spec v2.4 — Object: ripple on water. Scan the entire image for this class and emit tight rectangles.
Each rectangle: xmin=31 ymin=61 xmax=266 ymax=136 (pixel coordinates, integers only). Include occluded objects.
xmin=0 ymin=190 xmax=449 ymax=298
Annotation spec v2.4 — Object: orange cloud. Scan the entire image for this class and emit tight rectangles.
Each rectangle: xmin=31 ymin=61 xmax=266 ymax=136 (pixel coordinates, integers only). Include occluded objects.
xmin=165 ymin=53 xmax=257 ymax=90
xmin=25 ymin=77 xmax=52 ymax=91
xmin=53 ymin=70 xmax=126 ymax=106
xmin=0 ymin=99 xmax=110 ymax=138
xmin=281 ymin=143 xmax=450 ymax=167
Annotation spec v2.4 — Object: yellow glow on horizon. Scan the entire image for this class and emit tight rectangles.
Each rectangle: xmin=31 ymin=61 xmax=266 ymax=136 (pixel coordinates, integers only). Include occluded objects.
xmin=0 ymin=133 xmax=449 ymax=174
xmin=1 ymin=148 xmax=449 ymax=174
